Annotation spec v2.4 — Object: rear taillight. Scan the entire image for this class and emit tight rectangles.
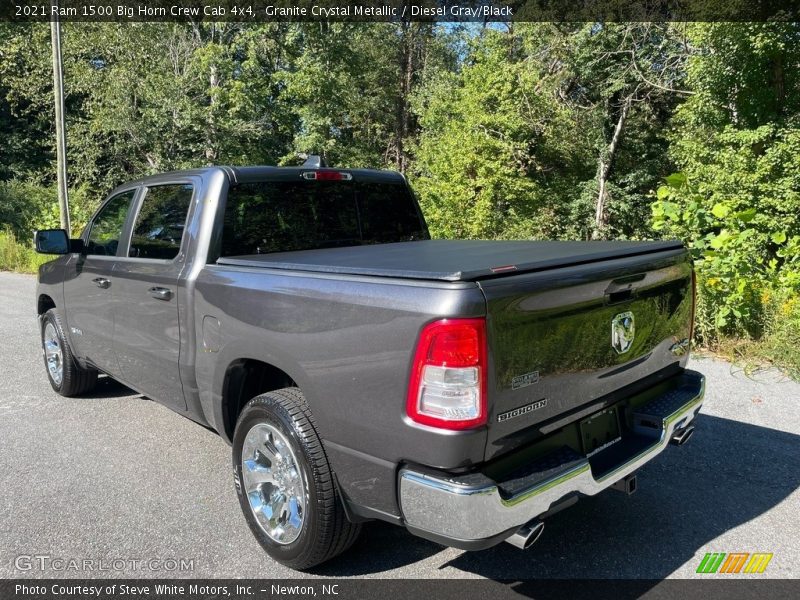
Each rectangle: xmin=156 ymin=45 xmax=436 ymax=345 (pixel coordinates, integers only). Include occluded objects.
xmin=406 ymin=318 xmax=487 ymax=430
xmin=301 ymin=170 xmax=352 ymax=181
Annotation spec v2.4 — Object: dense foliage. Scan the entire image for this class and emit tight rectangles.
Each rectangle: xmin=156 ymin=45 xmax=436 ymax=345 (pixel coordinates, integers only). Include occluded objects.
xmin=650 ymin=23 xmax=800 ymax=364
xmin=0 ymin=21 xmax=798 ymax=371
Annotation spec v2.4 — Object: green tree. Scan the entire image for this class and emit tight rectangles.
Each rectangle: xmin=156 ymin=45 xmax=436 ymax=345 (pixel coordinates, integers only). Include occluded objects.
xmin=0 ymin=23 xmax=57 ymax=182
xmin=412 ymin=25 xmax=582 ymax=240
xmin=283 ymin=22 xmax=449 ymax=171
xmin=412 ymin=23 xmax=689 ymax=241
xmin=66 ymin=22 xmax=297 ymax=194
xmin=1 ymin=22 xmax=301 ymax=234
xmin=540 ymin=22 xmax=691 ymax=239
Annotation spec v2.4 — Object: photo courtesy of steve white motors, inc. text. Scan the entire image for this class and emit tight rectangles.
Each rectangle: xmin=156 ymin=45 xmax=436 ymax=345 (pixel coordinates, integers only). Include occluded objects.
xmin=14 ymin=583 xmax=340 ymax=597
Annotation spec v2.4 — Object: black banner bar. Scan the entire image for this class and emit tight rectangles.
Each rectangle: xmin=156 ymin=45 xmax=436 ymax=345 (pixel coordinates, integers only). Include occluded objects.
xmin=3 ymin=579 xmax=800 ymax=600
xmin=3 ymin=0 xmax=800 ymax=23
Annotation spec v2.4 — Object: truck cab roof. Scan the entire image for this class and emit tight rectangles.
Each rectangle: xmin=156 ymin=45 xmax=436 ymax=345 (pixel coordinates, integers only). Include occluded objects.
xmin=114 ymin=164 xmax=405 ymax=192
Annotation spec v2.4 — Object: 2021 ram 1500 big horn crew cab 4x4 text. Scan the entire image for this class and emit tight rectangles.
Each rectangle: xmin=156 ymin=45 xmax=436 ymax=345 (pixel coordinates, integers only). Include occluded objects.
xmin=34 ymin=158 xmax=704 ymax=569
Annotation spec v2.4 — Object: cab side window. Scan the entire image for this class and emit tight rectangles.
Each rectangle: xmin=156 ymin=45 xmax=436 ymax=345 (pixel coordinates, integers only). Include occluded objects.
xmin=85 ymin=190 xmax=137 ymax=256
xmin=129 ymin=184 xmax=193 ymax=260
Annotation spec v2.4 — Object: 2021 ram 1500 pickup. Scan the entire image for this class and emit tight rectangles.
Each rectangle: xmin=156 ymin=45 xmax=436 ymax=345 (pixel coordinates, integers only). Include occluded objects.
xmin=34 ymin=159 xmax=704 ymax=569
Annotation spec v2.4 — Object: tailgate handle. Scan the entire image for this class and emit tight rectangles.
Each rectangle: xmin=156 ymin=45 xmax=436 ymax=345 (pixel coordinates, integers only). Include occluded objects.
xmin=605 ymin=275 xmax=644 ymax=305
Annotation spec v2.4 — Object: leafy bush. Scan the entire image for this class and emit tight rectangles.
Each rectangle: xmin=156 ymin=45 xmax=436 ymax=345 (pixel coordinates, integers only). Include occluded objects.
xmin=653 ymin=170 xmax=799 ymax=342
xmin=0 ymin=181 xmax=98 ymax=273
xmin=652 ymin=171 xmax=800 ymax=376
xmin=0 ymin=180 xmax=59 ymax=239
xmin=0 ymin=180 xmax=97 ymax=239
xmin=0 ymin=228 xmax=49 ymax=273
xmin=644 ymin=23 xmax=800 ymax=376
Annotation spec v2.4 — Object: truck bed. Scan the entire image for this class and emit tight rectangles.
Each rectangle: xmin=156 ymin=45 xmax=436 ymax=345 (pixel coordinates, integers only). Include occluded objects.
xmin=216 ymin=239 xmax=684 ymax=282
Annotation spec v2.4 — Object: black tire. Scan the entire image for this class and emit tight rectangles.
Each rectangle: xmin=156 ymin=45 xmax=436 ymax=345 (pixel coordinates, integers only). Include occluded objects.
xmin=232 ymin=388 xmax=361 ymax=570
xmin=40 ymin=309 xmax=98 ymax=397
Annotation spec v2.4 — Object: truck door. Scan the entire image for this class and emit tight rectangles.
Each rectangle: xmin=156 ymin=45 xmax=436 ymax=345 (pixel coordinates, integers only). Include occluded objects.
xmin=112 ymin=182 xmax=195 ymax=411
xmin=63 ymin=188 xmax=138 ymax=376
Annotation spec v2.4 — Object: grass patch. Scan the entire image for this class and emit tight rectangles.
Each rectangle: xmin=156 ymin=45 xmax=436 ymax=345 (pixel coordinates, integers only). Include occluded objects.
xmin=698 ymin=301 xmax=800 ymax=381
xmin=0 ymin=228 xmax=50 ymax=273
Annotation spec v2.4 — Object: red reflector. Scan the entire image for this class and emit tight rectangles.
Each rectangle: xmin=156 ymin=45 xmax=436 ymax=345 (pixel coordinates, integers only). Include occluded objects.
xmin=302 ymin=170 xmax=353 ymax=181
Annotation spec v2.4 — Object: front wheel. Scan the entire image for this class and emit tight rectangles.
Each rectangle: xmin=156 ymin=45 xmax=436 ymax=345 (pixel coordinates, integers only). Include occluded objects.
xmin=40 ymin=309 xmax=97 ymax=397
xmin=232 ymin=388 xmax=361 ymax=569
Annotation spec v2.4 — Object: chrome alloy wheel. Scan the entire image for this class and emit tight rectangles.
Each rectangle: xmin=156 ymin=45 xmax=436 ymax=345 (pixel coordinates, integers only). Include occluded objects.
xmin=43 ymin=322 xmax=63 ymax=386
xmin=241 ymin=422 xmax=308 ymax=544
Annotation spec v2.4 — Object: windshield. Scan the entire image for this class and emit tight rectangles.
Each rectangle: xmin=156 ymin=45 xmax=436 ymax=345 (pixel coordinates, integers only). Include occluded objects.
xmin=220 ymin=179 xmax=428 ymax=257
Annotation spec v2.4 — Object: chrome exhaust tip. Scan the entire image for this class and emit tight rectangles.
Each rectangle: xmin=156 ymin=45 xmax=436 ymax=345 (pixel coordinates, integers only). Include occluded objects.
xmin=671 ymin=424 xmax=695 ymax=446
xmin=505 ymin=520 xmax=544 ymax=550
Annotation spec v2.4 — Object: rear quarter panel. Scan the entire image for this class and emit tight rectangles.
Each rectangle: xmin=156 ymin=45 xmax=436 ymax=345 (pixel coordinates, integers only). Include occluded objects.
xmin=194 ymin=266 xmax=487 ymax=517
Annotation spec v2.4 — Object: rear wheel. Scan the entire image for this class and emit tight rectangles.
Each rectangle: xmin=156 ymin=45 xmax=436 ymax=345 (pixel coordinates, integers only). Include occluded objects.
xmin=40 ymin=309 xmax=97 ymax=397
xmin=232 ymin=388 xmax=361 ymax=569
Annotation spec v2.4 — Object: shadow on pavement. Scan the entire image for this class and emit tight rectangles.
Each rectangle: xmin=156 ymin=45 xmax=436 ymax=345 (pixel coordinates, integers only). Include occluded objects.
xmin=315 ymin=414 xmax=799 ymax=582
xmin=82 ymin=375 xmax=141 ymax=400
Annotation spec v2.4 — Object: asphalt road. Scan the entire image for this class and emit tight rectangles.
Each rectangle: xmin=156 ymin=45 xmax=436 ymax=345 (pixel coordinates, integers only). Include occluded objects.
xmin=0 ymin=271 xmax=798 ymax=580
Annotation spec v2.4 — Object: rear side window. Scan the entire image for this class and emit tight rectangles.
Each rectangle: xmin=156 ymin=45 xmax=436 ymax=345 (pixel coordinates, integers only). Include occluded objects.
xmin=129 ymin=184 xmax=194 ymax=259
xmin=86 ymin=190 xmax=137 ymax=256
xmin=220 ymin=180 xmax=428 ymax=257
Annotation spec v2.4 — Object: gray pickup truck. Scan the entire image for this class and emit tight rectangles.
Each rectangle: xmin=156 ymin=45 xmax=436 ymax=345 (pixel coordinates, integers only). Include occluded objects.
xmin=34 ymin=159 xmax=704 ymax=569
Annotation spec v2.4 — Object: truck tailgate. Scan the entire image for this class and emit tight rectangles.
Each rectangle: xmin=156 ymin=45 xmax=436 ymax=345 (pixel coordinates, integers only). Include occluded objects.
xmin=480 ymin=246 xmax=693 ymax=461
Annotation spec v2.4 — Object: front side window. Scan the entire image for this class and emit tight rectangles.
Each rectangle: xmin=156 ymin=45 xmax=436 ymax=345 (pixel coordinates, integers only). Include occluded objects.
xmin=129 ymin=184 xmax=194 ymax=260
xmin=85 ymin=190 xmax=137 ymax=256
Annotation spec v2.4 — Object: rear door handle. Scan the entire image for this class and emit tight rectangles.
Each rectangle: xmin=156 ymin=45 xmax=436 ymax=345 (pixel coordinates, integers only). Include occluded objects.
xmin=92 ymin=277 xmax=110 ymax=289
xmin=148 ymin=287 xmax=173 ymax=301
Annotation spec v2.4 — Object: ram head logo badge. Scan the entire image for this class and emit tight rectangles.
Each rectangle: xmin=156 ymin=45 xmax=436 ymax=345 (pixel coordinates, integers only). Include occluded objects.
xmin=611 ymin=311 xmax=635 ymax=354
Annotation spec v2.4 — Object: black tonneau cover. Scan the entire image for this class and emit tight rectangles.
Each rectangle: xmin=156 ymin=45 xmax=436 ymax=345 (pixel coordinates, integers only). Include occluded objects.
xmin=216 ymin=239 xmax=685 ymax=282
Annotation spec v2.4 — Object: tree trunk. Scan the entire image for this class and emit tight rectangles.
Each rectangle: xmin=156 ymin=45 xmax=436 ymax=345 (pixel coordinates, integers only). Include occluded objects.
xmin=593 ymin=96 xmax=631 ymax=238
xmin=401 ymin=29 xmax=414 ymax=172
xmin=771 ymin=53 xmax=785 ymax=118
xmin=205 ymin=62 xmax=219 ymax=163
xmin=394 ymin=23 xmax=416 ymax=173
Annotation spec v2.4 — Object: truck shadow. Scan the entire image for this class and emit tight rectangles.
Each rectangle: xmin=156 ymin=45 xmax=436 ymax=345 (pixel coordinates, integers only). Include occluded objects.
xmin=315 ymin=414 xmax=799 ymax=581
xmin=81 ymin=375 xmax=141 ymax=400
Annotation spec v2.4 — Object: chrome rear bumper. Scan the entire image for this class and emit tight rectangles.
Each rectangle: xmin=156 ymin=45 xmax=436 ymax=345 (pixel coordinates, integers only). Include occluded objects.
xmin=399 ymin=370 xmax=705 ymax=548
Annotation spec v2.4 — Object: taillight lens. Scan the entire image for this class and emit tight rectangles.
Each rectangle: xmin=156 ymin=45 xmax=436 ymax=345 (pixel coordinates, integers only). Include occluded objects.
xmin=406 ymin=318 xmax=488 ymax=430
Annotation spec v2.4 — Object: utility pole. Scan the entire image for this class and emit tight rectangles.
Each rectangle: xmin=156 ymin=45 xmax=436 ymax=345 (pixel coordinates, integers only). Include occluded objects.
xmin=50 ymin=0 xmax=70 ymax=233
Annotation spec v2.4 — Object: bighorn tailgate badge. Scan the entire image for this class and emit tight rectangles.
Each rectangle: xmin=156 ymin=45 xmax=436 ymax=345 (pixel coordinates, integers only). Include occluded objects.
xmin=611 ymin=311 xmax=635 ymax=354
xmin=498 ymin=399 xmax=547 ymax=422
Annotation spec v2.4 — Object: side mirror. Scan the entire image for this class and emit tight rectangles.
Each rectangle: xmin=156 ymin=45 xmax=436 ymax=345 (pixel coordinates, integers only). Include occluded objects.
xmin=34 ymin=229 xmax=75 ymax=255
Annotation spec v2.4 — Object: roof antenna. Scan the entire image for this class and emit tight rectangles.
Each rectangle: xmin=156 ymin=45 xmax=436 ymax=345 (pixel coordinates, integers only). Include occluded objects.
xmin=300 ymin=153 xmax=328 ymax=168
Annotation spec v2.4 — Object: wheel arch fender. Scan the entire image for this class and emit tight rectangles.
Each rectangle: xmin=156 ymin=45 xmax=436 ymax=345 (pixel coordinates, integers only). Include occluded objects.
xmin=210 ymin=339 xmax=313 ymax=444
